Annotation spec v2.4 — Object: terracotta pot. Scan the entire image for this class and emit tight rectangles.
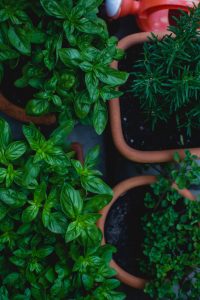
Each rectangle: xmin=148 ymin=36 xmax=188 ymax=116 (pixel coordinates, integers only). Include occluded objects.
xmin=110 ymin=31 xmax=200 ymax=163
xmin=0 ymin=93 xmax=56 ymax=125
xmin=71 ymin=142 xmax=84 ymax=164
xmin=97 ymin=175 xmax=195 ymax=288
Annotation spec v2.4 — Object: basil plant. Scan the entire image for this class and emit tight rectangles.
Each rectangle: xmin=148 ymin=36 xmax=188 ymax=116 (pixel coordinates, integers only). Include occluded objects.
xmin=0 ymin=0 xmax=128 ymax=134
xmin=0 ymin=119 xmax=125 ymax=300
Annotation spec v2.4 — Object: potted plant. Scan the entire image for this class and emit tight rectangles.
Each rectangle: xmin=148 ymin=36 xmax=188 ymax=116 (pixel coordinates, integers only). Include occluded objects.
xmin=98 ymin=150 xmax=200 ymax=299
xmin=0 ymin=0 xmax=128 ymax=133
xmin=109 ymin=5 xmax=200 ymax=162
xmin=0 ymin=118 xmax=125 ymax=299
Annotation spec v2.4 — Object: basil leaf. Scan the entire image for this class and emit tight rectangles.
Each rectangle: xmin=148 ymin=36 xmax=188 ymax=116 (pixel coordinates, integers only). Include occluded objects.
xmin=23 ymin=123 xmax=46 ymax=151
xmin=5 ymin=141 xmax=27 ymax=161
xmin=85 ymin=72 xmax=99 ymax=101
xmin=42 ymin=211 xmax=68 ymax=234
xmin=81 ymin=176 xmax=113 ymax=195
xmin=40 ymin=0 xmax=65 ymax=18
xmin=0 ymin=119 xmax=12 ymax=149
xmin=8 ymin=26 xmax=31 ymax=55
xmin=0 ymin=44 xmax=19 ymax=61
xmin=65 ymin=220 xmax=82 ymax=242
xmin=26 ymin=99 xmax=50 ymax=116
xmin=84 ymin=145 xmax=100 ymax=168
xmin=59 ymin=48 xmax=81 ymax=67
xmin=50 ymin=121 xmax=74 ymax=145
xmin=84 ymin=195 xmax=112 ymax=212
xmin=96 ymin=67 xmax=128 ymax=86
xmin=93 ymin=100 xmax=108 ymax=135
xmin=22 ymin=204 xmax=39 ymax=223
xmin=61 ymin=184 xmax=83 ymax=218
xmin=0 ymin=189 xmax=26 ymax=207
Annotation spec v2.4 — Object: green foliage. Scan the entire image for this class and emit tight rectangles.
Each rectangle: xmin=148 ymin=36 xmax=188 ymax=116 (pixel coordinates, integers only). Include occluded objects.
xmin=131 ymin=5 xmax=200 ymax=136
xmin=0 ymin=0 xmax=128 ymax=134
xmin=141 ymin=151 xmax=200 ymax=299
xmin=0 ymin=118 xmax=125 ymax=300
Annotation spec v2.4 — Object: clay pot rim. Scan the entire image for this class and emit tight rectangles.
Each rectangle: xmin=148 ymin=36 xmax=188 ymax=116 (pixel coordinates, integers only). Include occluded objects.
xmin=110 ymin=31 xmax=200 ymax=163
xmin=97 ymin=175 xmax=195 ymax=288
xmin=0 ymin=93 xmax=56 ymax=126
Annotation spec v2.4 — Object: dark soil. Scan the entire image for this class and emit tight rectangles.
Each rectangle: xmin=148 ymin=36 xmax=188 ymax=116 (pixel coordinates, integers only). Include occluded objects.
xmin=119 ymin=45 xmax=200 ymax=151
xmin=105 ymin=185 xmax=152 ymax=278
xmin=1 ymin=63 xmax=35 ymax=108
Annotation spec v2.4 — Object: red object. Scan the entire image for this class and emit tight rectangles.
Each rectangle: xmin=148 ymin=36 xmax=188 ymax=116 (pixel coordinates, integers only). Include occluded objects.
xmin=106 ymin=0 xmax=199 ymax=31
xmin=71 ymin=142 xmax=84 ymax=164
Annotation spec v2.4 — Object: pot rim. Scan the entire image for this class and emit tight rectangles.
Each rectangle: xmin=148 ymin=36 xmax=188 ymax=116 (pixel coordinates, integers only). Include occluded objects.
xmin=97 ymin=175 xmax=195 ymax=288
xmin=0 ymin=93 xmax=56 ymax=125
xmin=110 ymin=31 xmax=200 ymax=163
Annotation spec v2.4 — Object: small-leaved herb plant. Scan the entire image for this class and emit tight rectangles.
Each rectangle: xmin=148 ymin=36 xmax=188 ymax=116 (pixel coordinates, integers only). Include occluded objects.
xmin=0 ymin=0 xmax=128 ymax=134
xmin=0 ymin=118 xmax=125 ymax=300
xmin=141 ymin=151 xmax=200 ymax=299
xmin=131 ymin=5 xmax=200 ymax=136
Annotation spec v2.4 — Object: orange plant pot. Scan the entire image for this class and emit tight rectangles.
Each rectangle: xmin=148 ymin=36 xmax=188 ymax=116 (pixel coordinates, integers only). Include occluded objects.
xmin=0 ymin=93 xmax=56 ymax=125
xmin=109 ymin=31 xmax=200 ymax=163
xmin=97 ymin=175 xmax=195 ymax=288
xmin=106 ymin=0 xmax=199 ymax=31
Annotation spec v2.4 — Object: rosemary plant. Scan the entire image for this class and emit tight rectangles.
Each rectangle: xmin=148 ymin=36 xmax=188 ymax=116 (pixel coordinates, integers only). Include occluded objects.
xmin=131 ymin=5 xmax=200 ymax=137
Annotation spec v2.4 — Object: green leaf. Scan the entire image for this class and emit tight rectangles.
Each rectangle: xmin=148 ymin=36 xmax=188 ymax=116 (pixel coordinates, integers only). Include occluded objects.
xmin=0 ymin=168 xmax=6 ymax=183
xmin=36 ymin=246 xmax=54 ymax=258
xmin=84 ymin=195 xmax=112 ymax=212
xmin=84 ymin=145 xmax=100 ymax=168
xmin=100 ymin=86 xmax=123 ymax=101
xmin=93 ymin=100 xmax=108 ymax=134
xmin=34 ymin=182 xmax=46 ymax=205
xmin=3 ymin=272 xmax=20 ymax=286
xmin=40 ymin=0 xmax=65 ymax=18
xmin=8 ymin=26 xmax=31 ymax=55
xmin=65 ymin=220 xmax=82 ymax=242
xmin=74 ymin=91 xmax=91 ymax=119
xmin=96 ymin=67 xmax=128 ymax=86
xmin=71 ymin=159 xmax=83 ymax=174
xmin=59 ymin=48 xmax=81 ymax=67
xmin=0 ymin=9 xmax=9 ymax=22
xmin=26 ymin=99 xmax=50 ymax=116
xmin=0 ymin=202 xmax=8 ymax=220
xmin=5 ymin=141 xmax=27 ymax=161
xmin=0 ymin=44 xmax=19 ymax=61
xmin=85 ymin=72 xmax=99 ymax=101
xmin=50 ymin=121 xmax=74 ymax=145
xmin=0 ymin=119 xmax=12 ymax=148
xmin=29 ymin=27 xmax=46 ymax=44
xmin=23 ymin=123 xmax=45 ymax=151
xmin=61 ymin=184 xmax=83 ymax=218
xmin=0 ymin=189 xmax=26 ymax=207
xmin=22 ymin=204 xmax=39 ymax=223
xmin=81 ymin=176 xmax=113 ymax=195
xmin=42 ymin=211 xmax=68 ymax=234
xmin=82 ymin=274 xmax=94 ymax=290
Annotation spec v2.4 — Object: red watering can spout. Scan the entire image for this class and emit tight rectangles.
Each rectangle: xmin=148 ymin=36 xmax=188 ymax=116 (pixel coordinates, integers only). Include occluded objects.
xmin=106 ymin=0 xmax=200 ymax=31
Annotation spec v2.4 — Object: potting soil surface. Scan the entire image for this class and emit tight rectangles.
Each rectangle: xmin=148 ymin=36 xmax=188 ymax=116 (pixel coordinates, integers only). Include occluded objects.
xmin=105 ymin=185 xmax=151 ymax=278
xmin=119 ymin=45 xmax=200 ymax=151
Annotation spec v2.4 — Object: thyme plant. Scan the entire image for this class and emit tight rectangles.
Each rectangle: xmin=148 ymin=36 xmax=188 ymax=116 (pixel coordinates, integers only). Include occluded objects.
xmin=142 ymin=151 xmax=200 ymax=299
